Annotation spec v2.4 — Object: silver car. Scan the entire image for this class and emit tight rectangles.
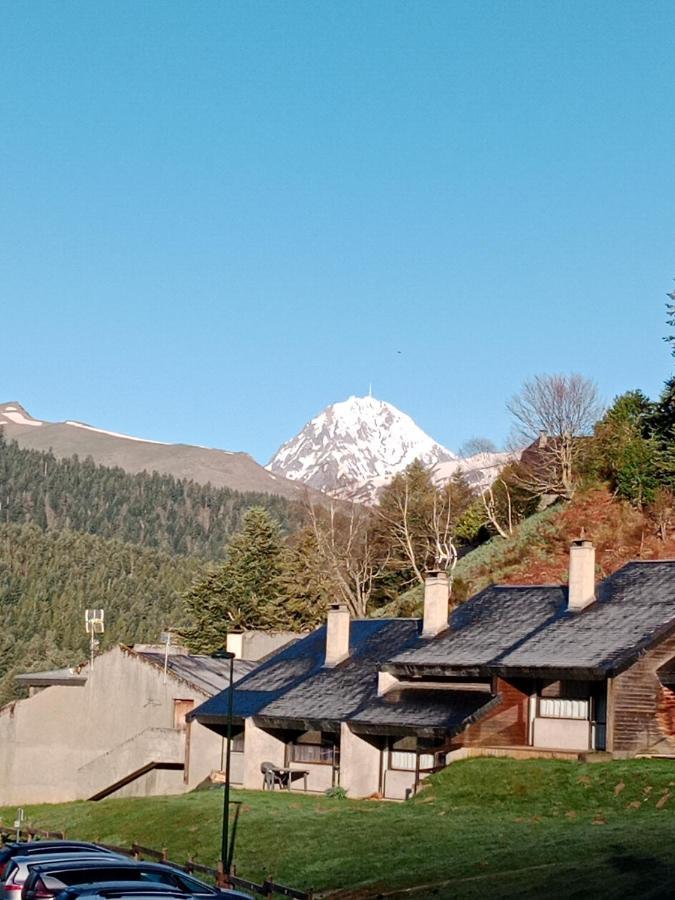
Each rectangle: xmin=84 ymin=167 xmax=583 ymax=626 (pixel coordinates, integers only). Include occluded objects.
xmin=2 ymin=854 xmax=124 ymax=900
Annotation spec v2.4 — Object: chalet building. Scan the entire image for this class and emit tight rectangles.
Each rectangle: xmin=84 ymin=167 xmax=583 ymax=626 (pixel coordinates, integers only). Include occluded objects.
xmin=0 ymin=636 xmax=302 ymax=805
xmin=191 ymin=542 xmax=675 ymax=800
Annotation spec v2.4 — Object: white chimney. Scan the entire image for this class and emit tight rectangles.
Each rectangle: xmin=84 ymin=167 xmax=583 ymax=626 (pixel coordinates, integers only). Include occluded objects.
xmin=325 ymin=604 xmax=350 ymax=667
xmin=568 ymin=539 xmax=595 ymax=611
xmin=226 ymin=630 xmax=244 ymax=659
xmin=422 ymin=570 xmax=449 ymax=638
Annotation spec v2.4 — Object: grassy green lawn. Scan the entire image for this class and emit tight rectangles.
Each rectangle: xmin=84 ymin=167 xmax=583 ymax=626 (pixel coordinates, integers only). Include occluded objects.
xmin=3 ymin=758 xmax=675 ymax=898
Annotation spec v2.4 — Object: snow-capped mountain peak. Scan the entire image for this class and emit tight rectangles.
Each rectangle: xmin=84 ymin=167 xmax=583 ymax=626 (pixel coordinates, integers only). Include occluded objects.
xmin=267 ymin=395 xmax=457 ymax=501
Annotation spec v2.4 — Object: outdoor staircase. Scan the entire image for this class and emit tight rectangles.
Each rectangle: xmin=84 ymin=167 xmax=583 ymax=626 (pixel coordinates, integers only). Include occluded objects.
xmin=77 ymin=727 xmax=184 ymax=801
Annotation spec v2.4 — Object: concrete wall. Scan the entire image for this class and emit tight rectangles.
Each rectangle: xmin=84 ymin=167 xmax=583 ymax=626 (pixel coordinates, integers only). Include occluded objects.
xmin=339 ymin=725 xmax=381 ymax=798
xmin=0 ymin=646 xmax=224 ymax=804
xmin=77 ymin=727 xmax=184 ymax=798
xmin=287 ymin=761 xmax=335 ymax=793
xmin=382 ymin=768 xmax=417 ymax=800
xmin=532 ymin=718 xmax=591 ymax=751
xmin=242 ymin=720 xmax=286 ymax=790
xmin=241 ymin=632 xmax=300 ymax=661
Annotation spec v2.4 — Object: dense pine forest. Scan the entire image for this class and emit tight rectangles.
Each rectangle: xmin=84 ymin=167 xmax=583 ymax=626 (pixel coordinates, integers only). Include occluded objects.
xmin=0 ymin=523 xmax=201 ymax=705
xmin=0 ymin=433 xmax=301 ymax=558
xmin=0 ymin=435 xmax=306 ymax=704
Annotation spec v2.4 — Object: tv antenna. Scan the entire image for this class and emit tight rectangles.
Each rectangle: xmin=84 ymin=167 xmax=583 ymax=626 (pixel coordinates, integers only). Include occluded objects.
xmin=160 ymin=628 xmax=173 ymax=683
xmin=85 ymin=609 xmax=105 ymax=670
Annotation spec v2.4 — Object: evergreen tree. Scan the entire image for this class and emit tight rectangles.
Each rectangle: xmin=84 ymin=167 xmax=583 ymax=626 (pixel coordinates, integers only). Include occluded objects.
xmin=589 ymin=391 xmax=659 ymax=507
xmin=180 ymin=507 xmax=301 ymax=654
xmin=279 ymin=527 xmax=333 ymax=628
xmin=665 ymin=290 xmax=675 ymax=356
xmin=648 ymin=377 xmax=675 ymax=488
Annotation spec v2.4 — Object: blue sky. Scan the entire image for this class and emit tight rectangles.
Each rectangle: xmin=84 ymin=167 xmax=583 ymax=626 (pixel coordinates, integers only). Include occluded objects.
xmin=1 ymin=1 xmax=673 ymax=463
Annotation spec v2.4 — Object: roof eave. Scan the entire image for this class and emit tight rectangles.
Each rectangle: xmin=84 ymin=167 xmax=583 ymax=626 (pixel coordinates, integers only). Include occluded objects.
xmin=253 ymin=714 xmax=341 ymax=734
xmin=383 ymin=662 xmax=492 ymax=679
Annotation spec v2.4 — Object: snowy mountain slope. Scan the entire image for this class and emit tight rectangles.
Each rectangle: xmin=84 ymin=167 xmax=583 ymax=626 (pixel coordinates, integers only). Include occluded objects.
xmin=267 ymin=395 xmax=459 ymax=500
xmin=434 ymin=451 xmax=515 ymax=494
xmin=267 ymin=395 xmax=516 ymax=502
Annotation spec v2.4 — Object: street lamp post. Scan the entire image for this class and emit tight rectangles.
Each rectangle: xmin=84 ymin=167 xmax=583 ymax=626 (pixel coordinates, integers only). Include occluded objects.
xmin=213 ymin=650 xmax=236 ymax=875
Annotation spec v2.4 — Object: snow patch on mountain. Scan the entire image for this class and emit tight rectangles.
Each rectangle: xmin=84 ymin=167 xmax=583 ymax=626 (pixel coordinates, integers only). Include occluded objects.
xmin=267 ymin=395 xmax=458 ymax=501
xmin=0 ymin=403 xmax=43 ymax=427
xmin=65 ymin=420 xmax=171 ymax=446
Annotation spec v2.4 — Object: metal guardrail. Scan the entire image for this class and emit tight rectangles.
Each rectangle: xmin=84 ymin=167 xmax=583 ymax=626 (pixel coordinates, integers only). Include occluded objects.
xmin=0 ymin=828 xmax=312 ymax=899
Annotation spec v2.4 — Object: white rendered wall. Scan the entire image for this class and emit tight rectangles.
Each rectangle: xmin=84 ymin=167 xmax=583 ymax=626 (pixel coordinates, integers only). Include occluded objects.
xmin=532 ymin=718 xmax=591 ymax=750
xmin=242 ymin=720 xmax=286 ymax=790
xmin=339 ymin=724 xmax=381 ymax=798
xmin=0 ymin=646 xmax=224 ymax=804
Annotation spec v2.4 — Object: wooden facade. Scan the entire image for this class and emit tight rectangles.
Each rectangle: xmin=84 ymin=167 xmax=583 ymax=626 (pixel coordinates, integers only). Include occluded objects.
xmin=461 ymin=678 xmax=529 ymax=748
xmin=609 ymin=628 xmax=675 ymax=757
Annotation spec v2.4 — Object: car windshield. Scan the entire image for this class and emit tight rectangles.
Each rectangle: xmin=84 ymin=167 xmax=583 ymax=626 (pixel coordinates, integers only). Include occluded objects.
xmin=166 ymin=873 xmax=215 ymax=895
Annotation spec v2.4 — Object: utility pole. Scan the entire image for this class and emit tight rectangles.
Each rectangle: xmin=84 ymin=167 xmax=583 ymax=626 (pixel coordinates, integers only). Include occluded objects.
xmin=213 ymin=650 xmax=236 ymax=875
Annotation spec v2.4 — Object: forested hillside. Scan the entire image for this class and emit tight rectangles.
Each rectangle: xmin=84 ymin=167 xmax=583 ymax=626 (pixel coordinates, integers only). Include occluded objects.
xmin=0 ymin=523 xmax=200 ymax=705
xmin=0 ymin=434 xmax=301 ymax=558
xmin=0 ymin=437 xmax=311 ymax=705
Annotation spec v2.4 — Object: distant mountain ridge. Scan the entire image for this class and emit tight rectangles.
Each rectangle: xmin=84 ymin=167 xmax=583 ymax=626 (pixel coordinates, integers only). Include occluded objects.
xmin=0 ymin=401 xmax=313 ymax=501
xmin=267 ymin=395 xmax=512 ymax=502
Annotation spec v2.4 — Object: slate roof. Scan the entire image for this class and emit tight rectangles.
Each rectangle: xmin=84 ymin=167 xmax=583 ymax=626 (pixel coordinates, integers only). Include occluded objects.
xmin=191 ymin=560 xmax=675 ymax=736
xmin=257 ymin=620 xmax=421 ymax=729
xmin=350 ymin=688 xmax=497 ymax=737
xmin=191 ymin=619 xmax=422 ymax=731
xmin=387 ymin=561 xmax=675 ymax=679
xmin=137 ymin=652 xmax=256 ymax=695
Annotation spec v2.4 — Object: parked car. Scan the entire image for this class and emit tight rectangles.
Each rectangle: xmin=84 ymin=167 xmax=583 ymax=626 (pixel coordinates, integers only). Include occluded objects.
xmin=21 ymin=861 xmax=251 ymax=900
xmin=0 ymin=846 xmax=111 ymax=879
xmin=53 ymin=885 xmax=188 ymax=900
xmin=55 ymin=893 xmax=191 ymax=900
xmin=4 ymin=854 xmax=124 ymax=899
xmin=53 ymin=883 xmax=252 ymax=900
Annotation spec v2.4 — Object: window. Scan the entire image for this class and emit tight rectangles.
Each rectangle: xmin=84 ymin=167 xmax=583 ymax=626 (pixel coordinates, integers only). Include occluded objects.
xmin=289 ymin=731 xmax=338 ymax=765
xmin=538 ymin=698 xmax=589 ymax=720
xmin=389 ymin=737 xmax=445 ymax=772
xmin=231 ymin=732 xmax=245 ymax=753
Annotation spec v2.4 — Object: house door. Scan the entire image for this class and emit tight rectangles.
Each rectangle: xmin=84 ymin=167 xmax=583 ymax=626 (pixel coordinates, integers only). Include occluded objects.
xmin=173 ymin=698 xmax=194 ymax=731
xmin=592 ymin=691 xmax=607 ymax=750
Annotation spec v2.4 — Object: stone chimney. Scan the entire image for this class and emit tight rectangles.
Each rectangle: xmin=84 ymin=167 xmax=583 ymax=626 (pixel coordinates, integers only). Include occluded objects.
xmin=422 ymin=570 xmax=450 ymax=638
xmin=325 ymin=604 xmax=350 ymax=667
xmin=226 ymin=630 xmax=244 ymax=659
xmin=568 ymin=538 xmax=595 ymax=611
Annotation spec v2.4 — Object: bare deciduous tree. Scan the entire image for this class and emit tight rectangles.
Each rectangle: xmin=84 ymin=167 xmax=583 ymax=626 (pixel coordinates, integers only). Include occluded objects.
xmin=306 ymin=499 xmax=386 ymax=617
xmin=507 ymin=373 xmax=602 ymax=499
xmin=650 ymin=487 xmax=673 ymax=542
xmin=459 ymin=436 xmax=498 ymax=458
xmin=480 ymin=478 xmax=514 ymax=539
xmin=376 ymin=462 xmax=473 ymax=592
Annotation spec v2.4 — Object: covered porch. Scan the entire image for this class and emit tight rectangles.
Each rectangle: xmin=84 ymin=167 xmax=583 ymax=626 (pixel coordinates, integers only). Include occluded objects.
xmin=346 ymin=684 xmax=497 ymax=799
xmin=242 ymin=716 xmax=341 ymax=793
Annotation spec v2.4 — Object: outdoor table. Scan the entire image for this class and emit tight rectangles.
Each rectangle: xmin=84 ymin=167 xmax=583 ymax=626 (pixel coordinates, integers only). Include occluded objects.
xmin=275 ymin=766 xmax=309 ymax=791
